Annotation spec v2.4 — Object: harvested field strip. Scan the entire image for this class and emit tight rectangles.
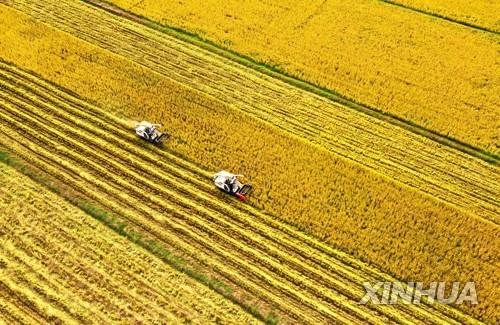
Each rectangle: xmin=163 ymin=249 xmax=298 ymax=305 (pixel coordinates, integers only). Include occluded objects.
xmin=0 ymin=62 xmax=480 ymax=324
xmin=7 ymin=0 xmax=499 ymax=226
xmin=0 ymin=296 xmax=40 ymax=325
xmin=0 ymin=270 xmax=74 ymax=324
xmin=0 ymin=165 xmax=261 ymax=325
xmin=1 ymin=192 xmax=186 ymax=321
xmin=0 ymin=241 xmax=117 ymax=324
xmin=0 ymin=279 xmax=60 ymax=324
xmin=1 ymin=223 xmax=180 ymax=322
xmin=0 ymin=215 xmax=117 ymax=323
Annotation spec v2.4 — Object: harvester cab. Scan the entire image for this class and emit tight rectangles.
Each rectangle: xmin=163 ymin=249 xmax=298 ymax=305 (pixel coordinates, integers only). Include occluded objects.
xmin=213 ymin=171 xmax=253 ymax=201
xmin=135 ymin=121 xmax=168 ymax=144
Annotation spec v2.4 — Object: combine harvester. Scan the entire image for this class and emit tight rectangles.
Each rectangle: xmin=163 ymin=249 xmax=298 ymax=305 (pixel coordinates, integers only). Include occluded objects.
xmin=213 ymin=171 xmax=253 ymax=201
xmin=135 ymin=121 xmax=169 ymax=144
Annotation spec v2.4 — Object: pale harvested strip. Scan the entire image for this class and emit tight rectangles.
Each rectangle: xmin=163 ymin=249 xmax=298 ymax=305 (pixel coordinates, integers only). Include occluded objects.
xmin=0 ymin=62 xmax=483 ymax=324
xmin=106 ymin=0 xmax=500 ymax=151
xmin=383 ymin=0 xmax=500 ymax=32
xmin=0 ymin=164 xmax=261 ymax=324
xmin=7 ymin=0 xmax=499 ymax=225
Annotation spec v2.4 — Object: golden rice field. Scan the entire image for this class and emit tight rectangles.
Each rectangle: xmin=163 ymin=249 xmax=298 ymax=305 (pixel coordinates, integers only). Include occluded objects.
xmin=1 ymin=60 xmax=486 ymax=324
xmin=1 ymin=0 xmax=499 ymax=323
xmin=0 ymin=1 xmax=499 ymax=318
xmin=387 ymin=0 xmax=500 ymax=32
xmin=109 ymin=0 xmax=500 ymax=152
xmin=0 ymin=164 xmax=259 ymax=324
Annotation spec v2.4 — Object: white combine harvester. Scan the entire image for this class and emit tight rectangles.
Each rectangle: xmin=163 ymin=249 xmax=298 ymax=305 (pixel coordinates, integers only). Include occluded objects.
xmin=213 ymin=171 xmax=253 ymax=201
xmin=135 ymin=121 xmax=168 ymax=144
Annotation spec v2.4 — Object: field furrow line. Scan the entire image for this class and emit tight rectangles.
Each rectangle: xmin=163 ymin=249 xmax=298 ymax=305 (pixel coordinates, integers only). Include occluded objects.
xmin=0 ymin=243 xmax=111 ymax=324
xmin=0 ymin=300 xmax=35 ymax=325
xmin=0 ymin=214 xmax=179 ymax=323
xmin=0 ymin=282 xmax=48 ymax=325
xmin=0 ymin=62 xmax=476 ymax=322
xmin=0 ymin=224 xmax=90 ymax=324
xmin=0 ymin=271 xmax=74 ymax=324
xmin=1 ymin=228 xmax=179 ymax=323
xmin=0 ymin=215 xmax=111 ymax=324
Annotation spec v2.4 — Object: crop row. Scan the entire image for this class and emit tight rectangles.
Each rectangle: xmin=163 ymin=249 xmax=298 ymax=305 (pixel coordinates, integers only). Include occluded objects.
xmin=0 ymin=61 xmax=481 ymax=324
xmin=0 ymin=164 xmax=259 ymax=324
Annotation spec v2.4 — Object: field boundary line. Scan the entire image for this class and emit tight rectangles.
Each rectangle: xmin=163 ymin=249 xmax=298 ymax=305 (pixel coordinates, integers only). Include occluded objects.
xmin=80 ymin=0 xmax=499 ymax=164
xmin=377 ymin=0 xmax=499 ymax=35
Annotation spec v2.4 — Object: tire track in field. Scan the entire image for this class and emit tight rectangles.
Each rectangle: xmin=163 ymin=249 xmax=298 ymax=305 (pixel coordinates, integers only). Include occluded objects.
xmin=7 ymin=0 xmax=499 ymax=224
xmin=0 ymin=63 xmax=481 ymax=324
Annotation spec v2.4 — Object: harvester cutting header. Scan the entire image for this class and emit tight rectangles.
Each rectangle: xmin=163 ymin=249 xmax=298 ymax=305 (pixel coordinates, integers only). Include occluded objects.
xmin=213 ymin=171 xmax=253 ymax=201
